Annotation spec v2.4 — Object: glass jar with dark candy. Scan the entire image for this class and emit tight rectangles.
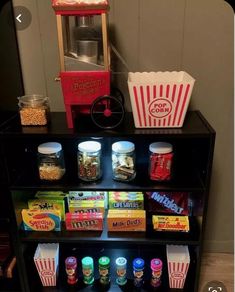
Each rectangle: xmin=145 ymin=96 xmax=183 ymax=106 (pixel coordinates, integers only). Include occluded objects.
xmin=77 ymin=141 xmax=102 ymax=182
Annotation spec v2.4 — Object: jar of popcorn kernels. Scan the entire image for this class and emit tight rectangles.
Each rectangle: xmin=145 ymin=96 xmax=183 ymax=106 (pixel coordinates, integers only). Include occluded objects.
xmin=18 ymin=95 xmax=50 ymax=126
xmin=37 ymin=142 xmax=66 ymax=181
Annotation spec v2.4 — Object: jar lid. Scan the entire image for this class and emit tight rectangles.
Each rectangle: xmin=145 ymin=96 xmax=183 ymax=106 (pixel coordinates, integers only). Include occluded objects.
xmin=82 ymin=257 xmax=94 ymax=269
xmin=112 ymin=141 xmax=135 ymax=153
xmin=65 ymin=257 xmax=77 ymax=267
xmin=149 ymin=142 xmax=173 ymax=154
xmin=133 ymin=258 xmax=145 ymax=270
xmin=78 ymin=141 xmax=101 ymax=153
xmin=98 ymin=256 xmax=110 ymax=268
xmin=38 ymin=142 xmax=62 ymax=154
xmin=116 ymin=257 xmax=127 ymax=268
xmin=151 ymin=258 xmax=162 ymax=271
xmin=18 ymin=95 xmax=48 ymax=107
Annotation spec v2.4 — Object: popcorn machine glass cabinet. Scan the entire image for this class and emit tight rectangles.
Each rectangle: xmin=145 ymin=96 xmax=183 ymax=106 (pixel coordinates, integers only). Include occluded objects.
xmin=60 ymin=14 xmax=104 ymax=72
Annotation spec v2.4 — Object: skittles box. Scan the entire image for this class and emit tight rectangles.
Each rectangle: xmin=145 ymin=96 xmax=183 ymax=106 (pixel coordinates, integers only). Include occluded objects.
xmin=28 ymin=199 xmax=65 ymax=221
xmin=22 ymin=209 xmax=61 ymax=231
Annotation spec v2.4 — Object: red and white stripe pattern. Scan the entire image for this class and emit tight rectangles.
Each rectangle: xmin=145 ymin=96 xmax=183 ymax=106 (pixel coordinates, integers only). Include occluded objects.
xmin=167 ymin=261 xmax=190 ymax=289
xmin=34 ymin=258 xmax=56 ymax=286
xmin=130 ymin=82 xmax=193 ymax=128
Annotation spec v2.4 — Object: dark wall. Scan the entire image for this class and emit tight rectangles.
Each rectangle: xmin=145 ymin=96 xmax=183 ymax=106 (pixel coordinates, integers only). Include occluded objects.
xmin=0 ymin=0 xmax=24 ymax=111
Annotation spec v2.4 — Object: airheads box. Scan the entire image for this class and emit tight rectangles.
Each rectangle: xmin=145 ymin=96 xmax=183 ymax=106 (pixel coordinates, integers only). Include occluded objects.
xmin=28 ymin=199 xmax=65 ymax=221
xmin=22 ymin=209 xmax=61 ymax=231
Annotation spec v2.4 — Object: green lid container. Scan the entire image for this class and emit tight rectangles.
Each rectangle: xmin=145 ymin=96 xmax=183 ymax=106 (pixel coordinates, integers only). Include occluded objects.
xmin=82 ymin=256 xmax=94 ymax=269
xmin=99 ymin=256 xmax=110 ymax=269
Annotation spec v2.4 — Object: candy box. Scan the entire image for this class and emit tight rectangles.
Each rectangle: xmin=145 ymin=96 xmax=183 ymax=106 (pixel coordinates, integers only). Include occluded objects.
xmin=69 ymin=200 xmax=105 ymax=215
xmin=28 ymin=199 xmax=65 ymax=221
xmin=22 ymin=209 xmax=61 ymax=231
xmin=65 ymin=212 xmax=103 ymax=231
xmin=34 ymin=243 xmax=59 ymax=286
xmin=108 ymin=192 xmax=144 ymax=209
xmin=35 ymin=191 xmax=67 ymax=200
xmin=68 ymin=191 xmax=107 ymax=209
xmin=152 ymin=215 xmax=189 ymax=232
xmin=107 ymin=210 xmax=146 ymax=232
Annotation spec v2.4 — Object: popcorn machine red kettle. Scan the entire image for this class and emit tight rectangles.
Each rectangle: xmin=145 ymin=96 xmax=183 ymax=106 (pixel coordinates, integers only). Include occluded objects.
xmin=52 ymin=0 xmax=125 ymax=129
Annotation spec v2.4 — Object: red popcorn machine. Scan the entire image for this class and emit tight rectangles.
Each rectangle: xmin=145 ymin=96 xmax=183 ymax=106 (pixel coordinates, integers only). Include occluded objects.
xmin=52 ymin=0 xmax=124 ymax=129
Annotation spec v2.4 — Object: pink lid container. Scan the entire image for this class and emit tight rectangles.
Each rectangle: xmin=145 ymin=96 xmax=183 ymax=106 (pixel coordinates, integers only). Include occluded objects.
xmin=151 ymin=258 xmax=163 ymax=271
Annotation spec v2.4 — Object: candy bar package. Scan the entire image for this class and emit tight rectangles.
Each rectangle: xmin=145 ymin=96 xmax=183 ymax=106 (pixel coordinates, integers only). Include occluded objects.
xmin=146 ymin=192 xmax=190 ymax=215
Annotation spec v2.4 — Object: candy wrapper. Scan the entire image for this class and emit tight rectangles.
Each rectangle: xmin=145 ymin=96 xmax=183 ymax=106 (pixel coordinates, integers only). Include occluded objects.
xmin=146 ymin=192 xmax=189 ymax=215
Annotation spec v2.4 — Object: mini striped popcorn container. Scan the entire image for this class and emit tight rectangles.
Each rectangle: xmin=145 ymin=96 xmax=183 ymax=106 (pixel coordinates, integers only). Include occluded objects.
xmin=34 ymin=243 xmax=59 ymax=286
xmin=166 ymin=245 xmax=190 ymax=289
xmin=128 ymin=71 xmax=195 ymax=128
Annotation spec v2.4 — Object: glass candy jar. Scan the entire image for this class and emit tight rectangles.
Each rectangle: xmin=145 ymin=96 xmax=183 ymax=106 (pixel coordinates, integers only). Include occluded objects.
xmin=112 ymin=141 xmax=136 ymax=181
xmin=18 ymin=95 xmax=50 ymax=126
xmin=149 ymin=142 xmax=173 ymax=181
xmin=77 ymin=141 xmax=102 ymax=181
xmin=37 ymin=142 xmax=66 ymax=181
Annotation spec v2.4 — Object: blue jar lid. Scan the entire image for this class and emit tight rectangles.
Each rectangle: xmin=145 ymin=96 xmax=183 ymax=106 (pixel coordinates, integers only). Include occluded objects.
xmin=133 ymin=258 xmax=145 ymax=270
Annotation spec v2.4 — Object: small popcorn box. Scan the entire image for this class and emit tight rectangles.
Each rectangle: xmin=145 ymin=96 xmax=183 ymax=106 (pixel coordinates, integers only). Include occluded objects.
xmin=128 ymin=71 xmax=195 ymax=128
xmin=34 ymin=243 xmax=59 ymax=287
xmin=166 ymin=245 xmax=190 ymax=289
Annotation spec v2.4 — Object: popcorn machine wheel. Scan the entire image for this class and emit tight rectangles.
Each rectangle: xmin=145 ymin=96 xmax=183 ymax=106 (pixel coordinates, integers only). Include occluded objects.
xmin=52 ymin=0 xmax=125 ymax=129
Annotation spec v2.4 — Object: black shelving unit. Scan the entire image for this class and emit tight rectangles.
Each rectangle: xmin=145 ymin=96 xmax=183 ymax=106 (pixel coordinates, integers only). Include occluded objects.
xmin=0 ymin=111 xmax=215 ymax=292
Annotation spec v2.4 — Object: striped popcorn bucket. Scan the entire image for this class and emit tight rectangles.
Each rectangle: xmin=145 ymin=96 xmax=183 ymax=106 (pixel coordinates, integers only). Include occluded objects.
xmin=34 ymin=243 xmax=59 ymax=287
xmin=166 ymin=245 xmax=190 ymax=289
xmin=128 ymin=71 xmax=195 ymax=128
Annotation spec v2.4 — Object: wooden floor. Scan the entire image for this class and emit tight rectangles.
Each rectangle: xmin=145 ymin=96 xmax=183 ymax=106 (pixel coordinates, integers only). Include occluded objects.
xmin=199 ymin=253 xmax=234 ymax=292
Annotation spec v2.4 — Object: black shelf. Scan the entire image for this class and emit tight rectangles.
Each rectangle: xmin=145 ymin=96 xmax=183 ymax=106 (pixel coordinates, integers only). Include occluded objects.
xmin=25 ymin=246 xmax=198 ymax=292
xmin=0 ymin=110 xmax=215 ymax=292
xmin=19 ymin=217 xmax=200 ymax=246
xmin=1 ymin=111 xmax=213 ymax=138
xmin=10 ymin=158 xmax=205 ymax=192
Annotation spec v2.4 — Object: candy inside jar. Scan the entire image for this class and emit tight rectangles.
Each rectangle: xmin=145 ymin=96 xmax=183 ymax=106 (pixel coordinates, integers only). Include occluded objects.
xmin=77 ymin=141 xmax=102 ymax=182
xmin=149 ymin=142 xmax=173 ymax=181
xmin=112 ymin=141 xmax=136 ymax=182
